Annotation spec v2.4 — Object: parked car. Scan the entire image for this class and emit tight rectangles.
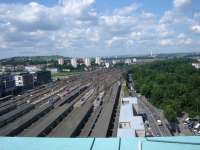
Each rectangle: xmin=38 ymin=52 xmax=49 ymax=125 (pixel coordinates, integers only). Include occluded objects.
xmin=194 ymin=123 xmax=200 ymax=130
xmin=187 ymin=122 xmax=194 ymax=129
xmin=157 ymin=120 xmax=162 ymax=126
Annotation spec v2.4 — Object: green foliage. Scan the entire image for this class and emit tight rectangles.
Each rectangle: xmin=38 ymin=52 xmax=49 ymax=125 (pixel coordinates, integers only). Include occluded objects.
xmin=164 ymin=103 xmax=177 ymax=122
xmin=130 ymin=58 xmax=200 ymax=122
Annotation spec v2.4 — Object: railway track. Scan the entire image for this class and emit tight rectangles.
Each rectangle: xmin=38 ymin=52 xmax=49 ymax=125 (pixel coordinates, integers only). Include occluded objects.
xmin=0 ymin=70 xmax=123 ymax=137
xmin=90 ymin=82 xmax=121 ymax=137
xmin=48 ymin=88 xmax=97 ymax=137
xmin=18 ymin=85 xmax=93 ymax=137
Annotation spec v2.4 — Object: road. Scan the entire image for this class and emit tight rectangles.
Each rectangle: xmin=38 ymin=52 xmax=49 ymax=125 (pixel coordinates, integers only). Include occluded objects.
xmin=138 ymin=96 xmax=171 ymax=136
xmin=138 ymin=98 xmax=163 ymax=136
xmin=129 ymin=84 xmax=171 ymax=136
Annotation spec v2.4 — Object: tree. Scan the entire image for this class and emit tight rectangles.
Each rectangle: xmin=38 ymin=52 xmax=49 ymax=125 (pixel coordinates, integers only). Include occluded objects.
xmin=164 ymin=104 xmax=177 ymax=122
xmin=130 ymin=58 xmax=200 ymax=123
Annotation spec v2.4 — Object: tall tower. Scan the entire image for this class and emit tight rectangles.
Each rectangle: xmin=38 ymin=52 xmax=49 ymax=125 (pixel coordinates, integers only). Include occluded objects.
xmin=71 ymin=58 xmax=77 ymax=68
xmin=58 ymin=58 xmax=64 ymax=65
xmin=84 ymin=58 xmax=91 ymax=67
xmin=95 ymin=57 xmax=101 ymax=65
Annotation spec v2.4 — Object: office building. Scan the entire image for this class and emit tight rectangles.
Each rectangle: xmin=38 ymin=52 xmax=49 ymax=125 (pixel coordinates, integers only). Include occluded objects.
xmin=95 ymin=57 xmax=101 ymax=65
xmin=14 ymin=73 xmax=34 ymax=90
xmin=84 ymin=58 xmax=91 ymax=67
xmin=46 ymin=68 xmax=58 ymax=74
xmin=112 ymin=60 xmax=117 ymax=65
xmin=105 ymin=62 xmax=110 ymax=68
xmin=58 ymin=58 xmax=64 ymax=65
xmin=25 ymin=66 xmax=41 ymax=74
xmin=71 ymin=58 xmax=77 ymax=68
xmin=132 ymin=58 xmax=137 ymax=63
xmin=36 ymin=71 xmax=51 ymax=85
xmin=192 ymin=63 xmax=200 ymax=69
xmin=0 ymin=74 xmax=15 ymax=95
xmin=125 ymin=59 xmax=132 ymax=64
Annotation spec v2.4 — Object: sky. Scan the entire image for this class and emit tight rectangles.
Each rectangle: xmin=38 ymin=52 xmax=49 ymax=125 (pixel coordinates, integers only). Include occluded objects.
xmin=0 ymin=0 xmax=200 ymax=58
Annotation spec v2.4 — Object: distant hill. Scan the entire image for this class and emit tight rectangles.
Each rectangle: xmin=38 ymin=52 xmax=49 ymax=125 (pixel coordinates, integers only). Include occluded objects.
xmin=0 ymin=55 xmax=70 ymax=62
xmin=0 ymin=55 xmax=71 ymax=65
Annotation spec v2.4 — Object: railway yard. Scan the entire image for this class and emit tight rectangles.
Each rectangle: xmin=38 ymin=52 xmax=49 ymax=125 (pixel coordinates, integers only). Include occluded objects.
xmin=0 ymin=69 xmax=123 ymax=137
xmin=0 ymin=69 xmax=175 ymax=138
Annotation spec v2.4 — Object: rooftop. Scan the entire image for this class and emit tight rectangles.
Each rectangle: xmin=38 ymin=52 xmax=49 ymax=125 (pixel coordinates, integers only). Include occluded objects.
xmin=118 ymin=98 xmax=144 ymax=137
xmin=122 ymin=97 xmax=138 ymax=104
xmin=119 ymin=104 xmax=134 ymax=121
xmin=0 ymin=136 xmax=200 ymax=150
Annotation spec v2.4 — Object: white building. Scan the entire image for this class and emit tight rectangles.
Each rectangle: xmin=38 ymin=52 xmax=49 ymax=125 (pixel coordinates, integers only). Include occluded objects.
xmin=25 ymin=66 xmax=41 ymax=74
xmin=14 ymin=75 xmax=23 ymax=87
xmin=95 ymin=57 xmax=101 ymax=65
xmin=105 ymin=62 xmax=110 ymax=68
xmin=46 ymin=68 xmax=58 ymax=74
xmin=117 ymin=97 xmax=145 ymax=137
xmin=58 ymin=58 xmax=64 ymax=65
xmin=84 ymin=58 xmax=91 ymax=67
xmin=14 ymin=73 xmax=34 ymax=89
xmin=122 ymin=97 xmax=139 ymax=114
xmin=133 ymin=58 xmax=137 ymax=63
xmin=192 ymin=63 xmax=200 ymax=69
xmin=71 ymin=58 xmax=77 ymax=68
xmin=112 ymin=60 xmax=117 ymax=65
xmin=125 ymin=59 xmax=132 ymax=64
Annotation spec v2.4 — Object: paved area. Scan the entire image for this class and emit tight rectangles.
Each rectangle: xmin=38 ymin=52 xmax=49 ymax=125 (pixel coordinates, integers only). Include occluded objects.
xmin=139 ymin=96 xmax=171 ymax=136
xmin=130 ymin=88 xmax=171 ymax=137
xmin=177 ymin=114 xmax=193 ymax=136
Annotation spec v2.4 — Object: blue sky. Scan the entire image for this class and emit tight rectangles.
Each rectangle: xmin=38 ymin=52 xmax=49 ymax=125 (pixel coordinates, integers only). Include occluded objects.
xmin=0 ymin=0 xmax=199 ymax=58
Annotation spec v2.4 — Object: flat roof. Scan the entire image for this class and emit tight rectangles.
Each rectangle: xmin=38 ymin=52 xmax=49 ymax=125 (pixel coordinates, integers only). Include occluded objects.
xmin=118 ymin=100 xmax=144 ymax=137
xmin=122 ymin=97 xmax=138 ymax=104
xmin=117 ymin=129 xmax=135 ymax=137
xmin=132 ymin=116 xmax=145 ymax=130
xmin=117 ymin=116 xmax=144 ymax=137
xmin=119 ymin=104 xmax=134 ymax=121
xmin=0 ymin=137 xmax=200 ymax=150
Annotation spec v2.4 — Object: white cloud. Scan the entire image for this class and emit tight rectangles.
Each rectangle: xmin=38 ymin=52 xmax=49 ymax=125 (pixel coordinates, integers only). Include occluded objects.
xmin=0 ymin=0 xmax=199 ymax=58
xmin=85 ymin=28 xmax=100 ymax=42
xmin=107 ymin=36 xmax=125 ymax=48
xmin=88 ymin=10 xmax=97 ymax=17
xmin=173 ymin=0 xmax=192 ymax=9
xmin=160 ymin=34 xmax=192 ymax=46
xmin=59 ymin=0 xmax=95 ymax=16
xmin=177 ymin=33 xmax=192 ymax=44
xmin=160 ymin=39 xmax=174 ymax=46
xmin=191 ymin=25 xmax=200 ymax=33
xmin=157 ymin=23 xmax=175 ymax=37
xmin=160 ymin=10 xmax=191 ymax=25
xmin=113 ymin=3 xmax=139 ymax=16
xmin=194 ymin=12 xmax=200 ymax=19
xmin=130 ymin=31 xmax=142 ymax=37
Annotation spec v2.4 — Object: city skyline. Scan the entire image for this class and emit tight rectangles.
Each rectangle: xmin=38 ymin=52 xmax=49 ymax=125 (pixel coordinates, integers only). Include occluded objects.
xmin=0 ymin=0 xmax=200 ymax=58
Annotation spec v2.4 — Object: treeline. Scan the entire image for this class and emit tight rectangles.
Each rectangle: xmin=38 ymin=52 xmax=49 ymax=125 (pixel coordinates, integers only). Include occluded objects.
xmin=0 ymin=58 xmax=49 ymax=66
xmin=129 ymin=58 xmax=200 ymax=122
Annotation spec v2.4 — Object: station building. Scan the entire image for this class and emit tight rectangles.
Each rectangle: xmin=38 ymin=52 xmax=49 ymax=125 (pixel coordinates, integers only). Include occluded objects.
xmin=14 ymin=73 xmax=34 ymax=90
xmin=117 ymin=97 xmax=145 ymax=137
xmin=0 ymin=74 xmax=15 ymax=96
xmin=36 ymin=71 xmax=51 ymax=85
